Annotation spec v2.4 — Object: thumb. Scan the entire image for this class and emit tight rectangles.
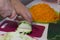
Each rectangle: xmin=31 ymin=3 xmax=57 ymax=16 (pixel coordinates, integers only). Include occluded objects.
xmin=9 ymin=10 xmax=17 ymax=19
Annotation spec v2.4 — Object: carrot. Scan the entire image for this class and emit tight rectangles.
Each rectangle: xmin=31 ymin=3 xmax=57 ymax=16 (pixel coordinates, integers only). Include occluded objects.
xmin=29 ymin=4 xmax=59 ymax=23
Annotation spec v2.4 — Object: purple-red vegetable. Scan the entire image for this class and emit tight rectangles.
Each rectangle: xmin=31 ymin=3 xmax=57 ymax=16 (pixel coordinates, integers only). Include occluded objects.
xmin=28 ymin=24 xmax=45 ymax=37
xmin=0 ymin=20 xmax=18 ymax=32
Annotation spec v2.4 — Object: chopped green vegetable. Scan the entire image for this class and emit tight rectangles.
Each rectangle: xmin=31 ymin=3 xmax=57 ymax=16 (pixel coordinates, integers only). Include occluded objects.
xmin=17 ymin=21 xmax=32 ymax=34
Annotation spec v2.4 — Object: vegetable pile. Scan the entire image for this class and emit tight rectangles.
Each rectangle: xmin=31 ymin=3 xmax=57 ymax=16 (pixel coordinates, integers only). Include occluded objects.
xmin=0 ymin=21 xmax=33 ymax=40
xmin=29 ymin=3 xmax=59 ymax=23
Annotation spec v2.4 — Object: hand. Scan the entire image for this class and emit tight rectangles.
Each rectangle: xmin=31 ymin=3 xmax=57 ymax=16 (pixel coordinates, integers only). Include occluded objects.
xmin=0 ymin=0 xmax=32 ymax=24
xmin=0 ymin=0 xmax=15 ymax=18
xmin=11 ymin=0 xmax=32 ymax=24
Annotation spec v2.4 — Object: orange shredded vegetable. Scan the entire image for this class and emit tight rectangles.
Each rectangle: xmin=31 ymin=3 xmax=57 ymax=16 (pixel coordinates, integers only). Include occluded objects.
xmin=29 ymin=4 xmax=59 ymax=23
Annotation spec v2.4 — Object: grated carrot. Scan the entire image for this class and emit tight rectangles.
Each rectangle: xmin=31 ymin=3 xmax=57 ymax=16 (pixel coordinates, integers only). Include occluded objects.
xmin=29 ymin=4 xmax=59 ymax=23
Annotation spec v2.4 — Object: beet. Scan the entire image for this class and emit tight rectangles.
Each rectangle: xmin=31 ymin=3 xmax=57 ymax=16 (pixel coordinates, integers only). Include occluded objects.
xmin=28 ymin=24 xmax=45 ymax=37
xmin=0 ymin=20 xmax=18 ymax=32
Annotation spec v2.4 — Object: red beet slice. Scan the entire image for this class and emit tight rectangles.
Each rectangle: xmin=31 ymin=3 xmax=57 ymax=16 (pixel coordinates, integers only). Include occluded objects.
xmin=0 ymin=20 xmax=18 ymax=32
xmin=28 ymin=24 xmax=45 ymax=37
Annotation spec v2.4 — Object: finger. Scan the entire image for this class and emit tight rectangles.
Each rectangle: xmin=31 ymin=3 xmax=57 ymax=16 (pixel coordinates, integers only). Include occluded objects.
xmin=26 ymin=12 xmax=32 ymax=20
xmin=24 ymin=9 xmax=32 ymax=19
xmin=21 ymin=13 xmax=32 ymax=24
xmin=9 ymin=10 xmax=17 ymax=19
xmin=19 ymin=9 xmax=32 ymax=23
xmin=0 ymin=10 xmax=11 ymax=18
